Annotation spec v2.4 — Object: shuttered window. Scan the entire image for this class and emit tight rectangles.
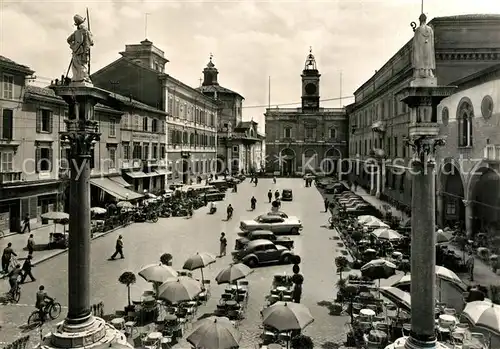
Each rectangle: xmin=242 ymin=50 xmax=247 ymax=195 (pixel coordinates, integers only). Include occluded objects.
xmin=36 ymin=109 xmax=53 ymax=133
xmin=2 ymin=109 xmax=13 ymax=139
xmin=35 ymin=146 xmax=53 ymax=172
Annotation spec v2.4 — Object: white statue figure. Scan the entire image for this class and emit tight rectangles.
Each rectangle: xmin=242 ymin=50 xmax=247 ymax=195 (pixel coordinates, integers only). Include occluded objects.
xmin=412 ymin=13 xmax=436 ymax=79
xmin=67 ymin=14 xmax=93 ymax=83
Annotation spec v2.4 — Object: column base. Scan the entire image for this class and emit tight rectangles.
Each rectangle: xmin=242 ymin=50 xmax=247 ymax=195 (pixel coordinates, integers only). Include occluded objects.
xmin=38 ymin=316 xmax=132 ymax=349
xmin=384 ymin=336 xmax=448 ymax=349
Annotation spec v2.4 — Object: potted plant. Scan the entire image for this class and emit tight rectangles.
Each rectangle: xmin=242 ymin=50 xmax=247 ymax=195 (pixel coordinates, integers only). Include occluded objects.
xmin=291 ymin=334 xmax=314 ymax=349
xmin=160 ymin=253 xmax=173 ymax=266
xmin=335 ymin=256 xmax=349 ymax=279
xmin=119 ymin=271 xmax=137 ymax=312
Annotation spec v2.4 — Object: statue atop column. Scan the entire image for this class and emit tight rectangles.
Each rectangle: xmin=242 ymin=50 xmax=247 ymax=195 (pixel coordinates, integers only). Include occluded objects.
xmin=67 ymin=14 xmax=93 ymax=84
xmin=411 ymin=13 xmax=436 ymax=86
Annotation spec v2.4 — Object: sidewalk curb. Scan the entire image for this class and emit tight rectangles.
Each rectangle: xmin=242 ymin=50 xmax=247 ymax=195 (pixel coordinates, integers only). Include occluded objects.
xmin=0 ymin=224 xmax=126 ymax=278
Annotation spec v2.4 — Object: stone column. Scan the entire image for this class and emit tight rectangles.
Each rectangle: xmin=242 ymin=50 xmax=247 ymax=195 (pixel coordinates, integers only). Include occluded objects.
xmin=409 ymin=158 xmax=437 ymax=346
xmin=463 ymin=199 xmax=473 ymax=238
xmin=43 ymin=83 xmax=131 ymax=349
xmin=436 ymin=191 xmax=444 ymax=227
xmin=376 ymin=164 xmax=382 ymax=198
xmin=370 ymin=165 xmax=376 ymax=195
xmin=226 ymin=144 xmax=232 ymax=174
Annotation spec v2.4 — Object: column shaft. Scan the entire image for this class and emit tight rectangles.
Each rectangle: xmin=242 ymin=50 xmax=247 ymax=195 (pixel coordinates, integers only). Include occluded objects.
xmin=410 ymin=161 xmax=436 ymax=341
xmin=465 ymin=202 xmax=473 ymax=238
xmin=67 ymin=140 xmax=91 ymax=323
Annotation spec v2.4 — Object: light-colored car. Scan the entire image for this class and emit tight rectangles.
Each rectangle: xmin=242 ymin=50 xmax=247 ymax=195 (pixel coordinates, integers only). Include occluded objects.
xmin=240 ymin=214 xmax=302 ymax=235
xmin=257 ymin=211 xmax=299 ymax=221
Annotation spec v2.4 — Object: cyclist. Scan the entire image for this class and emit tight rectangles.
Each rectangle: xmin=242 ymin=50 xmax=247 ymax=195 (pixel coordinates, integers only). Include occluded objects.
xmin=36 ymin=285 xmax=53 ymax=320
xmin=8 ymin=264 xmax=22 ymax=298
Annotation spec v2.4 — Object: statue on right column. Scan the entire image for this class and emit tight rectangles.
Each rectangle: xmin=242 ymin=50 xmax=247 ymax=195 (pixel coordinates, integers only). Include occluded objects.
xmin=411 ymin=13 xmax=436 ymax=81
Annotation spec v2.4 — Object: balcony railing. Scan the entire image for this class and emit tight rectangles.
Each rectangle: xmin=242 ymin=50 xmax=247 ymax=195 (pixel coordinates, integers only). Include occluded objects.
xmin=484 ymin=144 xmax=500 ymax=162
xmin=0 ymin=171 xmax=22 ymax=184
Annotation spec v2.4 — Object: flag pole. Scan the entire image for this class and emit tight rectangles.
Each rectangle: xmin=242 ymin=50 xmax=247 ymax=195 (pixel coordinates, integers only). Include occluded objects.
xmin=86 ymin=8 xmax=91 ymax=75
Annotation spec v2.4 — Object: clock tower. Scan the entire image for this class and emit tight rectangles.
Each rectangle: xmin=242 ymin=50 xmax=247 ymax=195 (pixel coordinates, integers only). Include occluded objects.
xmin=301 ymin=47 xmax=320 ymax=112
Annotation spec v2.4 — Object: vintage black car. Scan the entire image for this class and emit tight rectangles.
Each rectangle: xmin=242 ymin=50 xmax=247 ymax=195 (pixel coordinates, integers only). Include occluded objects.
xmin=205 ymin=188 xmax=226 ymax=202
xmin=208 ymin=179 xmax=229 ymax=191
xmin=232 ymin=239 xmax=295 ymax=268
xmin=234 ymin=230 xmax=294 ymax=250
xmin=281 ymin=189 xmax=293 ymax=201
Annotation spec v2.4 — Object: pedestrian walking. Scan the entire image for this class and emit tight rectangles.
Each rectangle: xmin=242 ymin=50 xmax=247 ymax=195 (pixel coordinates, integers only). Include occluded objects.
xmin=21 ymin=214 xmax=30 ymax=233
xmin=324 ymin=198 xmax=329 ymax=212
xmin=2 ymin=242 xmax=17 ymax=273
xmin=219 ymin=233 xmax=227 ymax=257
xmin=268 ymin=190 xmax=272 ymax=203
xmin=20 ymin=255 xmax=35 ymax=283
xmin=110 ymin=235 xmax=124 ymax=260
xmin=466 ymin=252 xmax=475 ymax=281
xmin=27 ymin=234 xmax=35 ymax=255
xmin=254 ymin=177 xmax=258 ymax=186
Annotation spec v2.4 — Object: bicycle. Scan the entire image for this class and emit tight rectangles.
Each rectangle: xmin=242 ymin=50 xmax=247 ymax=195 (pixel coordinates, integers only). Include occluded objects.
xmin=28 ymin=299 xmax=62 ymax=327
xmin=6 ymin=284 xmax=21 ymax=303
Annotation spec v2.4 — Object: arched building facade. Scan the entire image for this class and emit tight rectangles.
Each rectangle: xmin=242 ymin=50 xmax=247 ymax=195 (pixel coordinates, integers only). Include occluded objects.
xmin=264 ymin=49 xmax=348 ymax=176
xmin=436 ymin=64 xmax=500 ymax=241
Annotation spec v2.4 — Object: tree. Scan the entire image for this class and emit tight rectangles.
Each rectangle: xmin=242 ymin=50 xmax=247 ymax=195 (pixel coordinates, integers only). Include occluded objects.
xmin=160 ymin=253 xmax=173 ymax=266
xmin=335 ymin=256 xmax=349 ymax=279
xmin=291 ymin=334 xmax=314 ymax=349
xmin=118 ymin=271 xmax=136 ymax=306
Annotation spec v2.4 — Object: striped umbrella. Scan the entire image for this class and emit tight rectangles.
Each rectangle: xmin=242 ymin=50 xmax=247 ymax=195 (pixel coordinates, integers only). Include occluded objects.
xmin=463 ymin=300 xmax=500 ymax=334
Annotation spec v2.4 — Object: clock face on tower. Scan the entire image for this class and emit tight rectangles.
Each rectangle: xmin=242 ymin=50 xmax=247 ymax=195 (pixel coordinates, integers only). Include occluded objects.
xmin=305 ymin=83 xmax=317 ymax=95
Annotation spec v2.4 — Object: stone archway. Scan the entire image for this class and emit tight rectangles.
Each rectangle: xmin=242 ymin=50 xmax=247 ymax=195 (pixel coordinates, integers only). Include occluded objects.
xmin=302 ymin=149 xmax=318 ymax=174
xmin=322 ymin=147 xmax=342 ymax=176
xmin=280 ymin=148 xmax=296 ymax=176
xmin=469 ymin=167 xmax=500 ymax=234
xmin=439 ymin=162 xmax=466 ymax=227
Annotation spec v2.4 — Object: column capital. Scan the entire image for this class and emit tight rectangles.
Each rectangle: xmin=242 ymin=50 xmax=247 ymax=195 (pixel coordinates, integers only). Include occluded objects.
xmin=407 ymin=136 xmax=446 ymax=164
xmin=462 ymin=199 xmax=471 ymax=206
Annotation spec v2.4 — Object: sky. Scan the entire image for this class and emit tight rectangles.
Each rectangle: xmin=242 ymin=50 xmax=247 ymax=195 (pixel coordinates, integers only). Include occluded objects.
xmin=2 ymin=0 xmax=500 ymax=131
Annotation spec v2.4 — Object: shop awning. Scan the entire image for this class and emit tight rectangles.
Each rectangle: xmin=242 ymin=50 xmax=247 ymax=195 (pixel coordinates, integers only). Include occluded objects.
xmin=109 ymin=176 xmax=132 ymax=188
xmin=90 ymin=178 xmax=143 ymax=201
xmin=124 ymin=171 xmax=159 ymax=178
xmin=155 ymin=169 xmax=172 ymax=175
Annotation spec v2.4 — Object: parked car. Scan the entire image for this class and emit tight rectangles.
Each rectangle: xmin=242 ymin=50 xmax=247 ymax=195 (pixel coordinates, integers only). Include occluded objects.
xmin=208 ymin=179 xmax=228 ymax=191
xmin=260 ymin=211 xmax=299 ymax=221
xmin=205 ymin=188 xmax=226 ymax=202
xmin=303 ymin=174 xmax=315 ymax=180
xmin=240 ymin=215 xmax=302 ymax=235
xmin=281 ymin=189 xmax=293 ymax=201
xmin=234 ymin=230 xmax=294 ymax=250
xmin=232 ymin=239 xmax=295 ymax=267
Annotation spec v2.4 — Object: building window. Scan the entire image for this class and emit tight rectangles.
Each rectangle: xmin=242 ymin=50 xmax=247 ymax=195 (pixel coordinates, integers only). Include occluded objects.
xmin=132 ymin=142 xmax=141 ymax=159
xmin=160 ymin=144 xmax=165 ymax=159
xmin=2 ymin=74 xmax=14 ymax=99
xmin=134 ymin=115 xmax=140 ymax=130
xmin=2 ymin=109 xmax=13 ymax=140
xmin=305 ymin=128 xmax=314 ymax=139
xmin=329 ymin=128 xmax=337 ymax=139
xmin=446 ymin=201 xmax=456 ymax=215
xmin=143 ymin=117 xmax=148 ymax=131
xmin=122 ymin=142 xmax=130 ymax=160
xmin=109 ymin=118 xmax=116 ymax=137
xmin=36 ymin=109 xmax=53 ymax=133
xmin=458 ymin=100 xmax=474 ymax=147
xmin=35 ymin=146 xmax=53 ymax=172
xmin=108 ymin=147 xmax=116 ymax=169
xmin=0 ymin=151 xmax=13 ymax=171
xmin=394 ymin=137 xmax=398 ymax=157
xmin=441 ymin=107 xmax=449 ymax=126
xmin=284 ymin=127 xmax=292 ymax=138
xmin=152 ymin=119 xmax=158 ymax=133
xmin=143 ymin=144 xmax=149 ymax=160
xmin=152 ymin=144 xmax=158 ymax=159
xmin=481 ymin=95 xmax=494 ymax=119
xmin=233 ymin=146 xmax=239 ymax=153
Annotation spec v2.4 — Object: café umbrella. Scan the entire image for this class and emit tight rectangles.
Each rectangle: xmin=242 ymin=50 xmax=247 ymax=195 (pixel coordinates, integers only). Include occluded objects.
xmin=361 ymin=259 xmax=397 ymax=286
xmin=262 ymin=301 xmax=314 ymax=332
xmin=116 ymin=201 xmax=133 ymax=208
xmin=187 ymin=316 xmax=241 ymax=349
xmin=378 ymin=286 xmax=411 ymax=311
xmin=391 ymin=265 xmax=466 ymax=293
xmin=215 ymin=263 xmax=253 ymax=285
xmin=463 ymin=300 xmax=500 ymax=334
xmin=183 ymin=252 xmax=216 ymax=284
xmin=90 ymin=207 xmax=107 ymax=215
xmin=157 ymin=277 xmax=202 ymax=303
xmin=139 ymin=264 xmax=178 ymax=284
xmin=41 ymin=211 xmax=69 ymax=234
xmin=371 ymin=228 xmax=402 ymax=241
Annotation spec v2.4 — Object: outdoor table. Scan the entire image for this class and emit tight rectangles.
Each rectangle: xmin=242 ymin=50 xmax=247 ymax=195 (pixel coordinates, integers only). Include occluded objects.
xmin=368 ymin=330 xmax=387 ymax=342
xmin=276 ymin=286 xmax=287 ymax=292
xmin=266 ymin=344 xmax=283 ymax=349
xmin=110 ymin=317 xmax=125 ymax=330
xmin=226 ymin=300 xmax=238 ymax=309
xmin=361 ymin=308 xmax=376 ymax=317
xmin=462 ymin=338 xmax=485 ymax=349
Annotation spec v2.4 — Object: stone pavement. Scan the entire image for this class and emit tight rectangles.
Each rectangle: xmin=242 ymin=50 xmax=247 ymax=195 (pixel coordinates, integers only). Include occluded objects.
xmin=0 ymin=179 xmax=351 ymax=349
xmin=344 ymin=184 xmax=500 ymax=287
xmin=0 ymin=222 xmax=124 ymax=279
